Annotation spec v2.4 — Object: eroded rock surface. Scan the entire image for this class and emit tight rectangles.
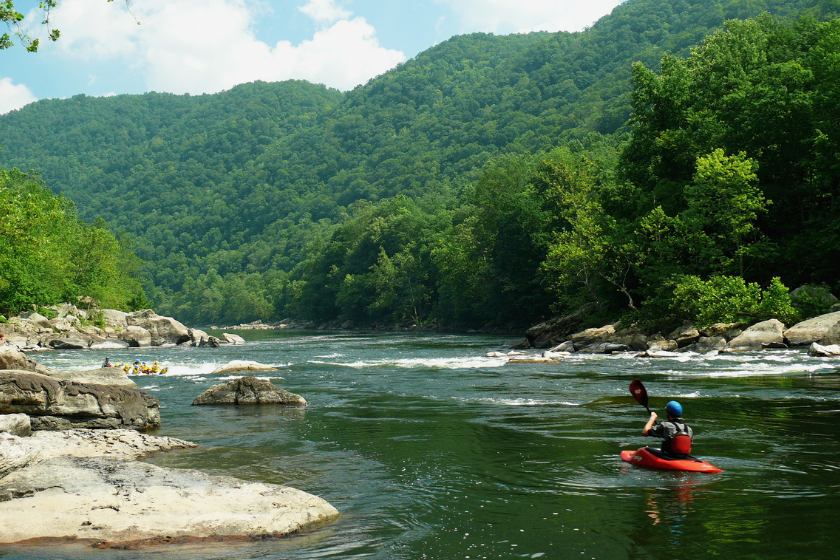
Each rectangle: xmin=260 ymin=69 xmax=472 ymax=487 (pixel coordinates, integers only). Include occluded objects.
xmin=192 ymin=376 xmax=306 ymax=406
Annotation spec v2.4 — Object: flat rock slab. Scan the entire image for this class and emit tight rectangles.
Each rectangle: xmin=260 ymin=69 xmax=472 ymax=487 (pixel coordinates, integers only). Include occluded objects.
xmin=0 ymin=457 xmax=338 ymax=547
xmin=47 ymin=367 xmax=137 ymax=388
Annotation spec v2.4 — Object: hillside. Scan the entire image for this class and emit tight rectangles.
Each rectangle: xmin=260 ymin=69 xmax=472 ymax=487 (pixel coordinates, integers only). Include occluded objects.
xmin=1 ymin=0 xmax=837 ymax=326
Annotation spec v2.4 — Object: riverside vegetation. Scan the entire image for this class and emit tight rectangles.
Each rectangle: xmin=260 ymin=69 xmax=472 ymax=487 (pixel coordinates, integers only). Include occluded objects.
xmin=1 ymin=0 xmax=839 ymax=336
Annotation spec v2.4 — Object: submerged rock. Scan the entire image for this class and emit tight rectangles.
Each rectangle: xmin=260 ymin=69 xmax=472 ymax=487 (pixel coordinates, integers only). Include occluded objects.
xmin=192 ymin=376 xmax=306 ymax=406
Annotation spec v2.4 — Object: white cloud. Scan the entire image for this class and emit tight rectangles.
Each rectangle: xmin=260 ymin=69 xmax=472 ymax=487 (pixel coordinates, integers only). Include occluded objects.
xmin=439 ymin=0 xmax=624 ymax=33
xmin=298 ymin=0 xmax=351 ymax=24
xmin=0 ymin=77 xmax=37 ymax=114
xmin=47 ymin=0 xmax=405 ymax=94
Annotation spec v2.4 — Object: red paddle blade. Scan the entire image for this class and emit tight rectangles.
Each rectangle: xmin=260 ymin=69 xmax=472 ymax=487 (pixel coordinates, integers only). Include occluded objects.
xmin=629 ymin=378 xmax=648 ymax=407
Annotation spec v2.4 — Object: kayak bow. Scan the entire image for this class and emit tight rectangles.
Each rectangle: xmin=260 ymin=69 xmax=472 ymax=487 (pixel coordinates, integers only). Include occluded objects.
xmin=621 ymin=447 xmax=723 ymax=473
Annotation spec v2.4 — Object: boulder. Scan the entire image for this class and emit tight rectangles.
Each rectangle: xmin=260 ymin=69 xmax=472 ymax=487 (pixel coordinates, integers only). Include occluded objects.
xmin=47 ymin=367 xmax=137 ymax=388
xmin=18 ymin=312 xmax=52 ymax=330
xmin=101 ymin=309 xmax=129 ymax=329
xmin=0 ymin=371 xmax=160 ymax=430
xmin=49 ymin=333 xmax=93 ymax=350
xmin=126 ymin=309 xmax=191 ymax=346
xmin=221 ymin=332 xmax=246 ymax=345
xmin=727 ymin=319 xmax=786 ymax=350
xmin=192 ymin=376 xmax=306 ymax=406
xmin=0 ymin=346 xmax=51 ymax=374
xmin=211 ymin=360 xmax=278 ymax=375
xmin=0 ymin=452 xmax=338 ymax=546
xmin=668 ymin=321 xmax=701 ymax=348
xmin=118 ymin=325 xmax=153 ymax=348
xmin=183 ymin=328 xmax=210 ymax=347
xmin=50 ymin=316 xmax=80 ymax=332
xmin=699 ymin=322 xmax=745 ymax=340
xmin=808 ymin=343 xmax=840 ymax=357
xmin=0 ymin=413 xmax=31 ymax=437
xmin=524 ymin=307 xmax=592 ymax=348
xmin=684 ymin=336 xmax=728 ymax=353
xmin=646 ymin=336 xmax=678 ymax=352
xmin=577 ymin=342 xmax=631 ymax=354
xmin=570 ymin=323 xmax=617 ymax=350
xmin=547 ymin=340 xmax=575 ymax=353
xmin=783 ymin=311 xmax=840 ymax=346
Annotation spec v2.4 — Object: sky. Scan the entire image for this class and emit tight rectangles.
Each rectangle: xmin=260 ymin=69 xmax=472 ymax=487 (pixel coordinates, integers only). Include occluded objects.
xmin=0 ymin=0 xmax=625 ymax=114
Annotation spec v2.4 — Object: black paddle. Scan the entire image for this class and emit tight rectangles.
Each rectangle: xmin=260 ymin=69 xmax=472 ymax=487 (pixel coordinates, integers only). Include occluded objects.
xmin=629 ymin=378 xmax=651 ymax=415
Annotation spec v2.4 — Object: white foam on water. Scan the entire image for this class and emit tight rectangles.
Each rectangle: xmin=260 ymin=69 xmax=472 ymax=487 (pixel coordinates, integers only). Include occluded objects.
xmin=455 ymin=396 xmax=580 ymax=407
xmin=310 ymin=356 xmax=508 ymax=369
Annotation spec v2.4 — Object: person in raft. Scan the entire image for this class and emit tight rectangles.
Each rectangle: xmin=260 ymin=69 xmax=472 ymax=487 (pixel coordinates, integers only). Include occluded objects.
xmin=102 ymin=357 xmax=113 ymax=368
xmin=643 ymin=401 xmax=694 ymax=457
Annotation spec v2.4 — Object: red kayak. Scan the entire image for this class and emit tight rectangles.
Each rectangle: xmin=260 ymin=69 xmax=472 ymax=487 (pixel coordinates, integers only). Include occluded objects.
xmin=621 ymin=447 xmax=723 ymax=473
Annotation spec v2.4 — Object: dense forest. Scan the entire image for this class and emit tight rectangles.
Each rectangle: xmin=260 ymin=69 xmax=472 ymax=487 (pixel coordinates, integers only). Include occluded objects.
xmin=1 ymin=0 xmax=839 ymax=331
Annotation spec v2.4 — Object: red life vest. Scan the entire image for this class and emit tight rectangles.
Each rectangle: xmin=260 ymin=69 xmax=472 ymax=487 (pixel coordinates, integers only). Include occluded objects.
xmin=669 ymin=421 xmax=692 ymax=454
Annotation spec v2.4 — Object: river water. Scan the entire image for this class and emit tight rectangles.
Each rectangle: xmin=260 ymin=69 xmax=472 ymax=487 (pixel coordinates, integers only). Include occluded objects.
xmin=7 ymin=331 xmax=840 ymax=559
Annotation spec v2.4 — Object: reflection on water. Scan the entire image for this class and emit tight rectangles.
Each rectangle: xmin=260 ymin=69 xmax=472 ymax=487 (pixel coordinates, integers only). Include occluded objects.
xmin=10 ymin=332 xmax=840 ymax=559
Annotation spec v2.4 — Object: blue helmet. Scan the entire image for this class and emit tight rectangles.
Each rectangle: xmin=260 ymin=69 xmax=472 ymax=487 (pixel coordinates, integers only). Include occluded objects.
xmin=666 ymin=401 xmax=683 ymax=417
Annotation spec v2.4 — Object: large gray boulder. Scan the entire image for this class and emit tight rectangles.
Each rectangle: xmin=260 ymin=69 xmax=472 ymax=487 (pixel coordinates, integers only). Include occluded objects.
xmin=101 ymin=308 xmax=129 ymax=329
xmin=126 ymin=309 xmax=191 ymax=346
xmin=727 ymin=319 xmax=786 ymax=350
xmin=784 ymin=311 xmax=840 ymax=346
xmin=118 ymin=325 xmax=153 ymax=347
xmin=570 ymin=323 xmax=618 ymax=350
xmin=669 ymin=321 xmax=701 ymax=348
xmin=0 ymin=371 xmax=160 ymax=430
xmin=192 ymin=376 xmax=306 ymax=406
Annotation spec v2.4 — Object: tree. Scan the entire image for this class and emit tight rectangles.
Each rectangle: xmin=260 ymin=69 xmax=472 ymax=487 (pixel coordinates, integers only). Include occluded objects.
xmin=2 ymin=1 xmax=129 ymax=52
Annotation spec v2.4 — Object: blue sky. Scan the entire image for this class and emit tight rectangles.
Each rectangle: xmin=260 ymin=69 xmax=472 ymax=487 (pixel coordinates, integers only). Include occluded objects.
xmin=1 ymin=0 xmax=625 ymax=114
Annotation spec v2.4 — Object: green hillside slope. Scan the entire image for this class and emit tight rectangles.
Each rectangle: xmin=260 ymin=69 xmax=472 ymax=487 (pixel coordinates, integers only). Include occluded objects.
xmin=1 ymin=0 xmax=837 ymax=326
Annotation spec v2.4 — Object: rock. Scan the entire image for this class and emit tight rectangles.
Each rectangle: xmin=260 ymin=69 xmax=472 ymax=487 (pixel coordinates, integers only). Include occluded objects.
xmin=684 ymin=336 xmax=728 ymax=353
xmin=0 ymin=453 xmax=338 ymax=546
xmin=18 ymin=312 xmax=52 ymax=330
xmin=636 ymin=350 xmax=681 ymax=358
xmin=524 ymin=307 xmax=592 ymax=348
xmin=570 ymin=323 xmax=617 ymax=349
xmin=205 ymin=336 xmax=222 ymax=347
xmin=126 ymin=310 xmax=191 ymax=346
xmin=47 ymin=367 xmax=137 ymax=388
xmin=192 ymin=377 xmax=306 ymax=406
xmin=699 ymin=322 xmax=745 ymax=340
xmin=543 ymin=350 xmax=571 ymax=359
xmin=118 ymin=325 xmax=153 ymax=347
xmin=0 ymin=371 xmax=160 ymax=430
xmin=211 ymin=360 xmax=278 ymax=375
xmin=341 ymin=320 xmax=355 ymax=329
xmin=577 ymin=342 xmax=631 ymax=354
xmin=101 ymin=309 xmax=129 ymax=329
xmin=183 ymin=328 xmax=210 ymax=347
xmin=727 ymin=319 xmax=786 ymax=350
xmin=49 ymin=333 xmax=93 ymax=350
xmin=646 ymin=336 xmax=678 ymax=352
xmin=221 ymin=333 xmax=246 ymax=345
xmin=783 ymin=311 xmax=840 ymax=346
xmin=0 ymin=413 xmax=31 ymax=437
xmin=547 ymin=340 xmax=575 ymax=353
xmin=808 ymin=343 xmax=840 ymax=357
xmin=668 ymin=321 xmax=700 ymax=348
xmin=0 ymin=346 xmax=51 ymax=374
xmin=50 ymin=316 xmax=80 ymax=332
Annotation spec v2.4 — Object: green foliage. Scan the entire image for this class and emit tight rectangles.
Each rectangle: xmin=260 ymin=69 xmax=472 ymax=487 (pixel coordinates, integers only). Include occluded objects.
xmin=669 ymin=275 xmax=799 ymax=327
xmin=790 ymin=284 xmax=838 ymax=319
xmin=0 ymin=168 xmax=147 ymax=315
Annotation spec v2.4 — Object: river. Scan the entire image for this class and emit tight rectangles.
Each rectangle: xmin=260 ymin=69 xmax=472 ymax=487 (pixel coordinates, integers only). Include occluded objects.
xmin=6 ymin=330 xmax=840 ymax=559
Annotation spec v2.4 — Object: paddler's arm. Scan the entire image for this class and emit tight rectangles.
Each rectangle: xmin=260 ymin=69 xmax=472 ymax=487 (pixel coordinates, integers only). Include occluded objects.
xmin=642 ymin=412 xmax=658 ymax=436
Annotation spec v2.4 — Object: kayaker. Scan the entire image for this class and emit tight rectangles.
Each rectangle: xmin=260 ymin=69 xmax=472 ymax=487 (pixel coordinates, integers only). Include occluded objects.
xmin=642 ymin=400 xmax=693 ymax=457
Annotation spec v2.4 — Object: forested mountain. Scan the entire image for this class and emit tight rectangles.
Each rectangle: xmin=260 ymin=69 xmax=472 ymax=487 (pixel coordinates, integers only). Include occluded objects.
xmin=1 ymin=0 xmax=838 ymax=328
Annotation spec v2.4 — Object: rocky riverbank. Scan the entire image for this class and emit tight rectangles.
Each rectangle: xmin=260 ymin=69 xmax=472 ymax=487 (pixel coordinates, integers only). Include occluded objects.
xmin=0 ymin=351 xmax=339 ymax=547
xmin=512 ymin=310 xmax=840 ymax=359
xmin=0 ymin=303 xmax=245 ymax=351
